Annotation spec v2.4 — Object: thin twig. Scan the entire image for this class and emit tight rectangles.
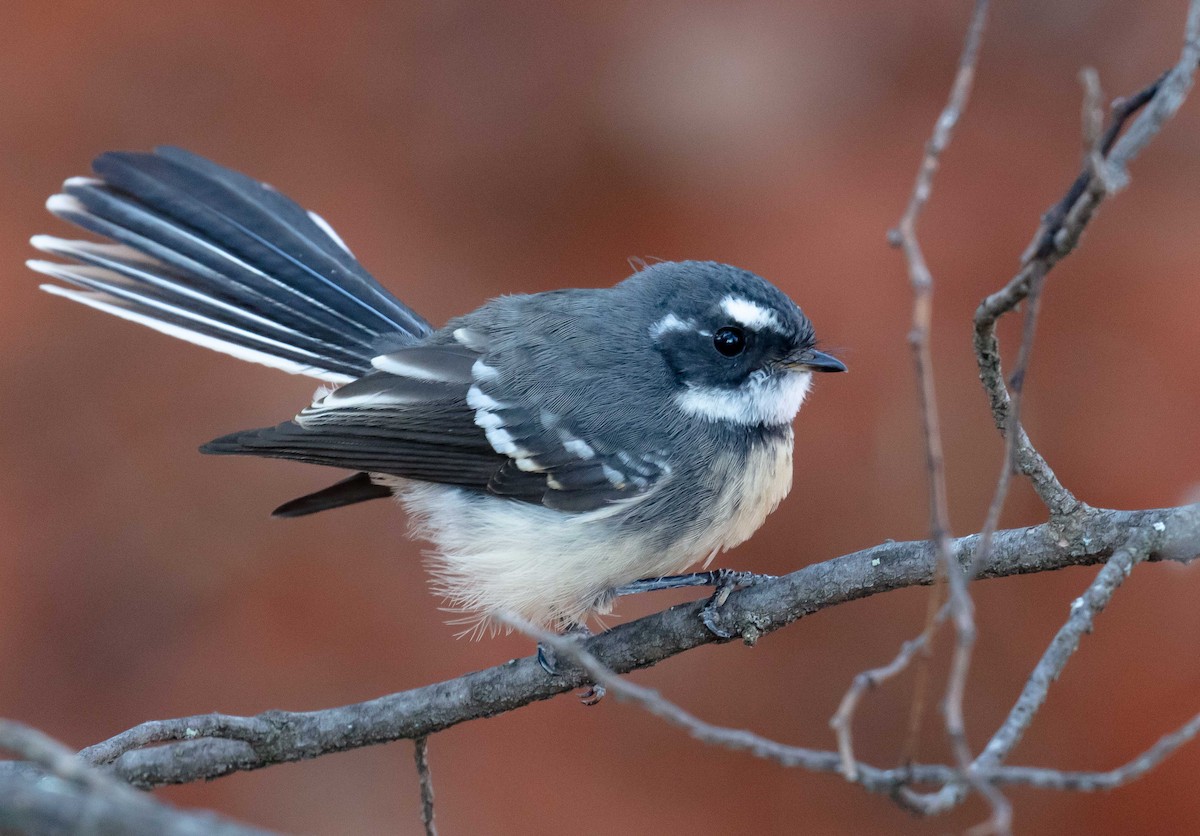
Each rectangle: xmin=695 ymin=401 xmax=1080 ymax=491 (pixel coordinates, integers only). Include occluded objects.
xmin=898 ymin=576 xmax=942 ymax=767
xmin=414 ymin=737 xmax=437 ymax=836
xmin=968 ymin=67 xmax=1108 ymax=582
xmin=962 ymin=5 xmax=1200 ymax=821
xmin=1100 ymin=1 xmax=1200 ymax=191
xmin=0 ymin=718 xmax=123 ymax=794
xmin=884 ymin=1 xmax=1008 ymax=828
xmin=847 ymin=3 xmax=1200 ymax=829
xmin=889 ymin=0 xmax=989 ymax=569
xmin=978 ymin=526 xmax=1161 ymax=767
xmin=942 ymin=28 xmax=1200 ymax=818
xmin=1080 ymin=68 xmax=1108 ymax=177
xmin=983 ymin=710 xmax=1200 ymax=791
xmin=973 ymin=0 xmax=1200 ymax=518
xmin=956 ymin=78 xmax=1112 ymax=788
xmin=830 ymin=603 xmax=948 ymax=779
xmin=946 ymin=53 xmax=1196 ymax=821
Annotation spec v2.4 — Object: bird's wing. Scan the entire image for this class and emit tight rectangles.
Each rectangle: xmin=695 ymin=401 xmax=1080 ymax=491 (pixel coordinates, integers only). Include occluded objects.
xmin=203 ymin=341 xmax=668 ymax=513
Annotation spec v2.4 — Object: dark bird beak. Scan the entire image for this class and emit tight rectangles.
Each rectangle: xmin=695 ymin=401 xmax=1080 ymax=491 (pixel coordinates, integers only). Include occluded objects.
xmin=785 ymin=348 xmax=847 ymax=373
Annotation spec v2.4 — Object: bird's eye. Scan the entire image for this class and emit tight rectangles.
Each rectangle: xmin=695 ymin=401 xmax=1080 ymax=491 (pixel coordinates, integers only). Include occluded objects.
xmin=712 ymin=326 xmax=746 ymax=357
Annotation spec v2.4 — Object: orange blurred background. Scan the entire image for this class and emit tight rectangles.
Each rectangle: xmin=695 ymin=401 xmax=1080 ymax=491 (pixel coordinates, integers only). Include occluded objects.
xmin=1 ymin=1 xmax=1198 ymax=833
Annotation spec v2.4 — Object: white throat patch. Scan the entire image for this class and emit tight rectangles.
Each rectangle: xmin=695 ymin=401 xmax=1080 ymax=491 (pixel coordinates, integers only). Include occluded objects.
xmin=675 ymin=371 xmax=813 ymax=426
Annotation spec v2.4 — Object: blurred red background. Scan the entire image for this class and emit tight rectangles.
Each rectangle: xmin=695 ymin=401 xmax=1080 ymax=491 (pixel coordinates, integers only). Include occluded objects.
xmin=1 ymin=1 xmax=1198 ymax=833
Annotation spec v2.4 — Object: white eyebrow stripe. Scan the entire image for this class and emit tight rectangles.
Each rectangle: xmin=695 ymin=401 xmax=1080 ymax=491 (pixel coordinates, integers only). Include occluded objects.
xmin=720 ymin=296 xmax=784 ymax=332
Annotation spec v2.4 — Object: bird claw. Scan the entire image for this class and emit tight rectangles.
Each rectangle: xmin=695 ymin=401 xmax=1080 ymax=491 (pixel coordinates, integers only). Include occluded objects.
xmin=700 ymin=569 xmax=773 ymax=639
xmin=701 ymin=603 xmax=733 ymax=639
xmin=536 ymin=642 xmax=559 ymax=676
xmin=578 ymin=683 xmax=606 ymax=705
xmin=536 ymin=624 xmax=605 ymax=705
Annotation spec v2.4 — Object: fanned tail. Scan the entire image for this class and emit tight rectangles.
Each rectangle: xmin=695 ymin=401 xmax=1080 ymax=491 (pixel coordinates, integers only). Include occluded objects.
xmin=29 ymin=146 xmax=431 ymax=382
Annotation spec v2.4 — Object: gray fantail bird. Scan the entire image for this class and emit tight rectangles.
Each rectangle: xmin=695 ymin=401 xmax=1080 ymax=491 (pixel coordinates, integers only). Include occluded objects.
xmin=28 ymin=147 xmax=845 ymax=638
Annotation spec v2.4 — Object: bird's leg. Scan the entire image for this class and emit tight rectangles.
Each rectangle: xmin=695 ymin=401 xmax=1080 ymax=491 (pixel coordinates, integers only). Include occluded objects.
xmin=535 ymin=568 xmax=776 ymax=701
xmin=615 ymin=569 xmax=775 ymax=639
xmin=615 ymin=568 xmax=774 ymax=597
xmin=536 ymin=623 xmax=606 ymax=705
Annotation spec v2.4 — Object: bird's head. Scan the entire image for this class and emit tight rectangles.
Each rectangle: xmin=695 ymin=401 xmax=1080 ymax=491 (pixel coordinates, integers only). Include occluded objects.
xmin=625 ymin=260 xmax=845 ymax=426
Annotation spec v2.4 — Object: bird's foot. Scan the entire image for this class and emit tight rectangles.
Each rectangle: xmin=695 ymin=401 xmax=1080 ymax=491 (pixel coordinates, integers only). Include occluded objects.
xmin=578 ymin=682 xmax=606 ymax=705
xmin=699 ymin=569 xmax=774 ymax=639
xmin=536 ymin=623 xmax=605 ymax=705
xmin=615 ymin=568 xmax=773 ymax=639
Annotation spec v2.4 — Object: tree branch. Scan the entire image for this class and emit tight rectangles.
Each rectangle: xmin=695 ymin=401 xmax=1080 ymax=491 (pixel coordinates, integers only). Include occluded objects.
xmin=978 ymin=525 xmax=1159 ymax=768
xmin=73 ymin=503 xmax=1199 ymax=790
xmin=892 ymin=519 xmax=1170 ymax=817
xmin=0 ymin=719 xmax=272 ymax=835
xmin=499 ymin=591 xmax=1200 ymax=802
xmin=876 ymin=5 xmax=1200 ymax=828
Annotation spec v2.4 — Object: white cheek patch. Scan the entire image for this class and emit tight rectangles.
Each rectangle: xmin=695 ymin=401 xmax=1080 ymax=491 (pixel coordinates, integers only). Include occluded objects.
xmin=675 ymin=372 xmax=812 ymax=426
xmin=720 ymin=296 xmax=784 ymax=333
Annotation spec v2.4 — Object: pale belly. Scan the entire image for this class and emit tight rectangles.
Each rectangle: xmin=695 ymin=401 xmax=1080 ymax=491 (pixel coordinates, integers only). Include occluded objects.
xmin=390 ymin=431 xmax=794 ymax=636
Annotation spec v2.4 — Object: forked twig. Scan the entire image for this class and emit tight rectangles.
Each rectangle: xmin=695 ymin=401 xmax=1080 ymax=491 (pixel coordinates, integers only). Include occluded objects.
xmin=841 ymin=2 xmax=1200 ymax=832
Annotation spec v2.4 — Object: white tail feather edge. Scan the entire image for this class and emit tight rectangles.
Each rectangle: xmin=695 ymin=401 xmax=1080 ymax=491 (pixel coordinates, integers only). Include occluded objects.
xmin=38 ymin=283 xmax=354 ymax=383
xmin=30 ymin=236 xmax=316 ymax=343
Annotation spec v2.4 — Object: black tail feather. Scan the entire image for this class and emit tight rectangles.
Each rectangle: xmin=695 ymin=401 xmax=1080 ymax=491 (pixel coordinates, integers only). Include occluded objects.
xmin=94 ymin=150 xmax=406 ymax=340
xmin=272 ymin=472 xmax=393 ymax=517
xmin=52 ymin=180 xmax=377 ymax=352
xmin=31 ymin=147 xmax=432 ymax=382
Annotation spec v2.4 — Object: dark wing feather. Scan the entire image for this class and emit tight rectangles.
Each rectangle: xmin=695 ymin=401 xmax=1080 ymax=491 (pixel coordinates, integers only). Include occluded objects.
xmin=203 ymin=342 xmax=667 ymax=513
